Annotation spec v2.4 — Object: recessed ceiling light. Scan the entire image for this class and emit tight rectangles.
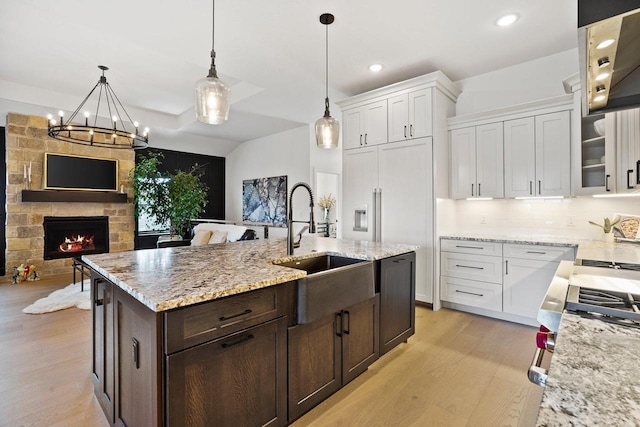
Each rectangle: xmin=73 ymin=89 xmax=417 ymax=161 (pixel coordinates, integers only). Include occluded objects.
xmin=369 ymin=64 xmax=383 ymax=72
xmin=593 ymin=95 xmax=606 ymax=102
xmin=595 ymin=72 xmax=610 ymax=81
xmin=496 ymin=14 xmax=518 ymax=27
xmin=596 ymin=39 xmax=615 ymax=49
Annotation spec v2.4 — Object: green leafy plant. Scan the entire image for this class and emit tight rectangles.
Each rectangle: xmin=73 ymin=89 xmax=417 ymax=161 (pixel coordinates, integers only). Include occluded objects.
xmin=130 ymin=152 xmax=209 ymax=238
xmin=588 ymin=216 xmax=620 ymax=234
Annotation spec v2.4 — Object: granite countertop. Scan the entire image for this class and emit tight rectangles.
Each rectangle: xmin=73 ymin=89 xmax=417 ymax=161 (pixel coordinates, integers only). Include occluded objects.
xmin=576 ymin=240 xmax=640 ymax=265
xmin=440 ymin=234 xmax=581 ymax=247
xmin=82 ymin=236 xmax=418 ymax=312
xmin=537 ymin=313 xmax=640 ymax=426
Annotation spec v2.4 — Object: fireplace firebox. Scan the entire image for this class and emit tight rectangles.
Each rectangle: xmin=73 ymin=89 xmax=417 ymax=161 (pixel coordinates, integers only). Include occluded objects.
xmin=43 ymin=216 xmax=109 ymax=260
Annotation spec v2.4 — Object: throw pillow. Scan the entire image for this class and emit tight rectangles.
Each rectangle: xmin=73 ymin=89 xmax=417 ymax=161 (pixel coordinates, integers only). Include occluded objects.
xmin=208 ymin=230 xmax=228 ymax=244
xmin=191 ymin=229 xmax=212 ymax=246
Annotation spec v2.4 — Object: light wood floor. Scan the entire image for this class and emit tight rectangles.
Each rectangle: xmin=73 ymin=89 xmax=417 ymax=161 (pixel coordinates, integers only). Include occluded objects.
xmin=0 ymin=275 xmax=544 ymax=427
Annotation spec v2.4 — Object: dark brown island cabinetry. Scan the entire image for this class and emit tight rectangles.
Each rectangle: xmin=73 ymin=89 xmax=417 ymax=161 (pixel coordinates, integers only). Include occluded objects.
xmin=90 ymin=250 xmax=415 ymax=427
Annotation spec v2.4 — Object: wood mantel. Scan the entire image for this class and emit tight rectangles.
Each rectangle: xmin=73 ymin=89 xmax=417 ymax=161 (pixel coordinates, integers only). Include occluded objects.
xmin=21 ymin=190 xmax=128 ymax=203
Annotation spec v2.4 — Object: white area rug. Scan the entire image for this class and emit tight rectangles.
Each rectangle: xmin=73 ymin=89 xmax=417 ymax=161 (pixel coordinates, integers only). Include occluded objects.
xmin=22 ymin=281 xmax=91 ymax=314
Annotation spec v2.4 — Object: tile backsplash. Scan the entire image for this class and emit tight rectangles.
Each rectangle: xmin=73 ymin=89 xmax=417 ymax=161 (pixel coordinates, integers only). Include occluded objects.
xmin=453 ymin=197 xmax=640 ymax=241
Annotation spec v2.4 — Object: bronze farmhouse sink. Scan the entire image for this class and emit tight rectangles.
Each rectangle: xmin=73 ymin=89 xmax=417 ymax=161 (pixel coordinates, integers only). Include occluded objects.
xmin=274 ymin=254 xmax=375 ymax=324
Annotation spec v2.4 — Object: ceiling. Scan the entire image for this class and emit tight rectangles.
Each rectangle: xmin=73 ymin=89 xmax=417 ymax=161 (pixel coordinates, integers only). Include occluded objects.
xmin=0 ymin=0 xmax=578 ymax=151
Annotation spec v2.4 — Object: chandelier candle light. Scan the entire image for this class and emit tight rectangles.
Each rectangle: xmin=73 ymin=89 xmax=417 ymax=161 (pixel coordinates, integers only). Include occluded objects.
xmin=195 ymin=0 xmax=230 ymax=124
xmin=47 ymin=66 xmax=149 ymax=149
xmin=315 ymin=13 xmax=340 ymax=149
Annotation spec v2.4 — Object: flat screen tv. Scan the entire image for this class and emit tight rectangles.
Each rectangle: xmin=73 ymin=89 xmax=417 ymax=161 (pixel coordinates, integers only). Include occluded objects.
xmin=44 ymin=153 xmax=119 ymax=192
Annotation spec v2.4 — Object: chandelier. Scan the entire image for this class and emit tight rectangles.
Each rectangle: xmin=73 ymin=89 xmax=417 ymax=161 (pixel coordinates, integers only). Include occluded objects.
xmin=47 ymin=65 xmax=149 ymax=149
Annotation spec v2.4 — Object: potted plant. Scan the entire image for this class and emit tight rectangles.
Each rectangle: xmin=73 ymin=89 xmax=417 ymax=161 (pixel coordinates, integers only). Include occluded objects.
xmin=131 ymin=152 xmax=209 ymax=239
xmin=588 ymin=216 xmax=620 ymax=243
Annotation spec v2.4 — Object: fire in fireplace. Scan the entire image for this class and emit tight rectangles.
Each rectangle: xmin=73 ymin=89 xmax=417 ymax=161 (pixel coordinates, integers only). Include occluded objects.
xmin=43 ymin=216 xmax=109 ymax=260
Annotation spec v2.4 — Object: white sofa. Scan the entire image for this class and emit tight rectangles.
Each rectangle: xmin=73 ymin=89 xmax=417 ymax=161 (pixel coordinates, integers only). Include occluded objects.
xmin=191 ymin=223 xmax=249 ymax=244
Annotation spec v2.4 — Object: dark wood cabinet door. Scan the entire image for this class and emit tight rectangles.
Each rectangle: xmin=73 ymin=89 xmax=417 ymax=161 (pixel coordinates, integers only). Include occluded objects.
xmin=91 ymin=273 xmax=114 ymax=424
xmin=379 ymin=252 xmax=416 ymax=356
xmin=287 ymin=313 xmax=342 ymax=422
xmin=342 ymin=295 xmax=379 ymax=384
xmin=167 ymin=317 xmax=287 ymax=427
xmin=113 ymin=287 xmax=161 ymax=427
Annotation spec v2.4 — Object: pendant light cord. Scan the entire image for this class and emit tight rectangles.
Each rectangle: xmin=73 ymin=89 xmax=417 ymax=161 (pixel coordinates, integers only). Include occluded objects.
xmin=208 ymin=0 xmax=218 ymax=78
xmin=324 ymin=22 xmax=330 ymax=116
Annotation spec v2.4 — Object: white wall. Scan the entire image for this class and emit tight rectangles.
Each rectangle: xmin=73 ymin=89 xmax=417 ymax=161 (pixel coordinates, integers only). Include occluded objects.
xmin=455 ymin=49 xmax=579 ymax=116
xmin=225 ymin=125 xmax=312 ymax=239
xmin=453 ymin=198 xmax=640 ymax=241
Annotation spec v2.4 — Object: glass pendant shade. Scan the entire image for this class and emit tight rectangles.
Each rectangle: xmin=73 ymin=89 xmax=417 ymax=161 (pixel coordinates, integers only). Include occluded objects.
xmin=315 ymin=114 xmax=340 ymax=148
xmin=195 ymin=75 xmax=230 ymax=124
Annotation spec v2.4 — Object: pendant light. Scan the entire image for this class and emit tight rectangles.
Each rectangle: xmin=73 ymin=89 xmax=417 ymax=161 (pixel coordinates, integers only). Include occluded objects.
xmin=195 ymin=0 xmax=230 ymax=124
xmin=315 ymin=13 xmax=340 ymax=149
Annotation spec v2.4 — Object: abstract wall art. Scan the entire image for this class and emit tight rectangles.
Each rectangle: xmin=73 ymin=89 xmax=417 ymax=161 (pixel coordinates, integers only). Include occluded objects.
xmin=242 ymin=175 xmax=288 ymax=227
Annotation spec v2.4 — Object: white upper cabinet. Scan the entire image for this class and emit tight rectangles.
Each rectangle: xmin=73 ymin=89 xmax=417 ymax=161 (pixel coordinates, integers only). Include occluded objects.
xmin=451 ymin=122 xmax=503 ymax=199
xmin=342 ymin=100 xmax=388 ymax=150
xmin=504 ymin=111 xmax=571 ymax=198
xmin=616 ymin=108 xmax=640 ymax=193
xmin=388 ymin=88 xmax=433 ymax=142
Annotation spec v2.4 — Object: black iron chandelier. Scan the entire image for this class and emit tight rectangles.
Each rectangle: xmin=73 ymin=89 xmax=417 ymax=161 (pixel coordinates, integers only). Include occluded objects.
xmin=47 ymin=65 xmax=149 ymax=149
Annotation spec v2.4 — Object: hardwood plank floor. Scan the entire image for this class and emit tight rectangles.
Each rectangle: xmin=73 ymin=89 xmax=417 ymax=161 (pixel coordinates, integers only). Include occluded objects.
xmin=0 ymin=275 xmax=544 ymax=426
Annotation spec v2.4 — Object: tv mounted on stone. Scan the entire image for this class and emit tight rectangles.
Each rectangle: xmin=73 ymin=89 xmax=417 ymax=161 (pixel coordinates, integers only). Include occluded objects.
xmin=44 ymin=153 xmax=118 ymax=192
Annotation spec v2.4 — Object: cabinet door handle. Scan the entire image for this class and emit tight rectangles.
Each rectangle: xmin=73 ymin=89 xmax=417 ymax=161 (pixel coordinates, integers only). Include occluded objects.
xmin=628 ymin=169 xmax=634 ymax=189
xmin=404 ymin=125 xmax=407 ymax=138
xmin=365 ymin=133 xmax=368 ymax=145
xmin=538 ymin=180 xmax=542 ymax=195
xmin=471 ymin=183 xmax=474 ymax=197
xmin=529 ymin=181 xmax=533 ymax=195
xmin=636 ymin=160 xmax=640 ymax=185
xmin=95 ymin=298 xmax=104 ymax=306
xmin=219 ymin=309 xmax=252 ymax=322
xmin=505 ymin=260 xmax=508 ymax=275
xmin=455 ymin=264 xmax=484 ymax=270
xmin=455 ymin=289 xmax=484 ymax=297
xmin=606 ymin=174 xmax=611 ymax=192
xmin=335 ymin=312 xmax=343 ymax=337
xmin=343 ymin=310 xmax=350 ymax=335
xmin=359 ymin=134 xmax=363 ymax=146
xmin=132 ymin=338 xmax=139 ymax=369
xmin=410 ymin=124 xmax=413 ymax=137
xmin=220 ymin=334 xmax=255 ymax=349
xmin=478 ymin=183 xmax=481 ymax=197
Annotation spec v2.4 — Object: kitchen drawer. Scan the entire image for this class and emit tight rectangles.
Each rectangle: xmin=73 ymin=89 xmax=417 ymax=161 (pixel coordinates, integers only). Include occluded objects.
xmin=164 ymin=283 xmax=294 ymax=354
xmin=441 ymin=239 xmax=502 ymax=256
xmin=503 ymin=244 xmax=575 ymax=262
xmin=441 ymin=276 xmax=502 ymax=311
xmin=441 ymin=252 xmax=503 ymax=284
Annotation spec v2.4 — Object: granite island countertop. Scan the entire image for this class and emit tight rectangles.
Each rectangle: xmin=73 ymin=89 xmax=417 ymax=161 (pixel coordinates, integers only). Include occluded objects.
xmin=440 ymin=234 xmax=582 ymax=247
xmin=82 ymin=236 xmax=418 ymax=312
xmin=536 ymin=313 xmax=640 ymax=426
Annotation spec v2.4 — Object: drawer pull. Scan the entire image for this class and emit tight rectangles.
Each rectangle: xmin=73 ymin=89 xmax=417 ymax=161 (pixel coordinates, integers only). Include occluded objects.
xmin=526 ymin=251 xmax=546 ymax=255
xmin=393 ymin=258 xmax=406 ymax=263
xmin=455 ymin=289 xmax=484 ymax=297
xmin=455 ymin=245 xmax=484 ymax=250
xmin=221 ymin=334 xmax=255 ymax=349
xmin=455 ymin=264 xmax=484 ymax=270
xmin=132 ymin=338 xmax=139 ymax=369
xmin=219 ymin=309 xmax=253 ymax=322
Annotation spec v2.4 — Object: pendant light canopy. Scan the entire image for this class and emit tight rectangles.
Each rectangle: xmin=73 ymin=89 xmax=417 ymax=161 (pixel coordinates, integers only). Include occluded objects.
xmin=315 ymin=13 xmax=340 ymax=149
xmin=195 ymin=0 xmax=230 ymax=125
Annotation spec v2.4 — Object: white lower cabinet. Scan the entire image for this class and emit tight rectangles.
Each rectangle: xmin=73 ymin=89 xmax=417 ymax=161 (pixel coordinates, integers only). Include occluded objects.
xmin=440 ymin=239 xmax=575 ymax=325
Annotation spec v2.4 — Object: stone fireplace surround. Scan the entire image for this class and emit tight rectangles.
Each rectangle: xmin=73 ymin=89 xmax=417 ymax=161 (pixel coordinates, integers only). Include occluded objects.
xmin=5 ymin=113 xmax=135 ymax=277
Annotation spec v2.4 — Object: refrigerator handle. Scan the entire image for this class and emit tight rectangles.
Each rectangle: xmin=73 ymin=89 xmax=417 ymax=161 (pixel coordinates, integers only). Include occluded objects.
xmin=371 ymin=189 xmax=377 ymax=242
xmin=375 ymin=188 xmax=382 ymax=242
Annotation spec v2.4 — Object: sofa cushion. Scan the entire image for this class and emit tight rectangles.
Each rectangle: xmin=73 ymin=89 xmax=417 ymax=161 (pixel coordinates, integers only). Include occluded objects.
xmin=193 ymin=223 xmax=248 ymax=242
xmin=190 ymin=229 xmax=212 ymax=246
xmin=208 ymin=230 xmax=228 ymax=244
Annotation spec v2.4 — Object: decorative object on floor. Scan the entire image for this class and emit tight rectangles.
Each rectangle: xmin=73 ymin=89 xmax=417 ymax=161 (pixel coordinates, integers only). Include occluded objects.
xmin=47 ymin=65 xmax=149 ymax=149
xmin=195 ymin=0 xmax=230 ymax=124
xmin=589 ymin=216 xmax=620 ymax=243
xmin=11 ymin=264 xmax=38 ymax=285
xmin=242 ymin=176 xmax=288 ymax=227
xmin=315 ymin=13 xmax=340 ymax=149
xmin=22 ymin=281 xmax=90 ymax=314
xmin=131 ymin=152 xmax=209 ymax=238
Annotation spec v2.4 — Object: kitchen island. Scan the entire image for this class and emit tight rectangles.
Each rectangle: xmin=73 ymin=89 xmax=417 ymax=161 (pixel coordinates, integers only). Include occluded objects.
xmin=83 ymin=236 xmax=418 ymax=427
